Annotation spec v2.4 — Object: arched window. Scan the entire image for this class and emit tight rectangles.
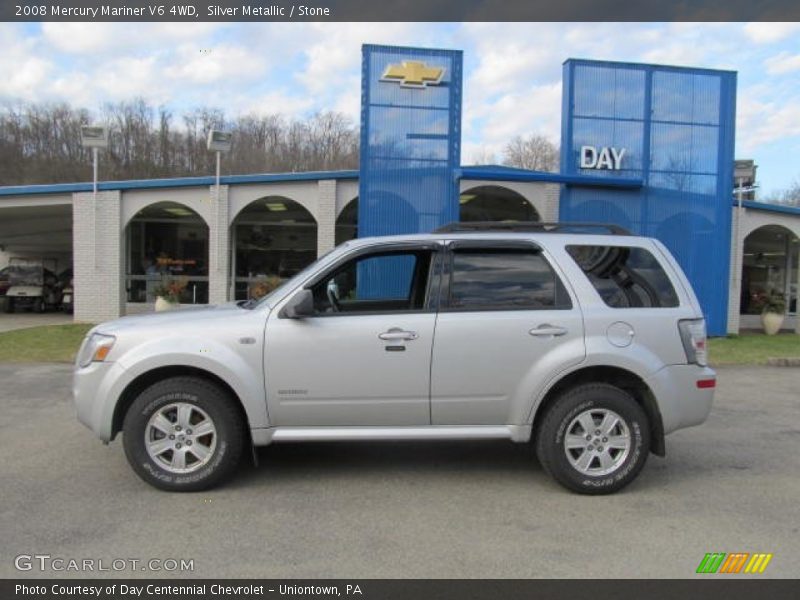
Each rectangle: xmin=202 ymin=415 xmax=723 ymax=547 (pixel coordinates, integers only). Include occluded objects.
xmin=125 ymin=202 xmax=209 ymax=304
xmin=231 ymin=196 xmax=317 ymax=301
xmin=336 ymin=197 xmax=358 ymax=246
xmin=742 ymin=225 xmax=799 ymax=315
xmin=459 ymin=186 xmax=539 ymax=222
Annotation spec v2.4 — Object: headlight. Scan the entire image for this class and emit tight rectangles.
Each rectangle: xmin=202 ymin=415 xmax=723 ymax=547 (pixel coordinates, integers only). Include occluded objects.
xmin=77 ymin=333 xmax=116 ymax=368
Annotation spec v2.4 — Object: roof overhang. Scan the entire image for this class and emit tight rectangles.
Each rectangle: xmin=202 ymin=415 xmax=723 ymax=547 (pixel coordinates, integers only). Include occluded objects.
xmin=457 ymin=166 xmax=642 ymax=189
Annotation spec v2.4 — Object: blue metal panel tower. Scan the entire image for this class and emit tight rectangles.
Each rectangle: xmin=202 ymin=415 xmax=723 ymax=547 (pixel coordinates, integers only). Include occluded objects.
xmin=560 ymin=59 xmax=737 ymax=336
xmin=358 ymin=44 xmax=463 ymax=238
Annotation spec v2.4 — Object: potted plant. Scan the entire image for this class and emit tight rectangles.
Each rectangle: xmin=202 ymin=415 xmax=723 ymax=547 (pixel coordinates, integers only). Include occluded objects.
xmin=760 ymin=290 xmax=786 ymax=335
xmin=248 ymin=275 xmax=283 ymax=301
xmin=152 ymin=277 xmax=188 ymax=312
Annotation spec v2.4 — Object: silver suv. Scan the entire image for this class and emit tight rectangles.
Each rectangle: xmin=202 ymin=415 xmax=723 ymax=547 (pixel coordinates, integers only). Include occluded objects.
xmin=74 ymin=223 xmax=715 ymax=494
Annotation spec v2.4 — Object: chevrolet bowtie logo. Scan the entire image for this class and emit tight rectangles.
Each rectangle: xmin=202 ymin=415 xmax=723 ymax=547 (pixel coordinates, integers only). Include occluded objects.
xmin=381 ymin=61 xmax=445 ymax=88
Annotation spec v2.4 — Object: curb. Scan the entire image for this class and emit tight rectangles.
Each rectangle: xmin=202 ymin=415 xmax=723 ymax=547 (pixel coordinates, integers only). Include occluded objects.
xmin=766 ymin=357 xmax=800 ymax=367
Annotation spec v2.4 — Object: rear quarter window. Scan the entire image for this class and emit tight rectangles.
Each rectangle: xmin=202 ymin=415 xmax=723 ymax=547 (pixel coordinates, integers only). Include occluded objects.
xmin=566 ymin=245 xmax=679 ymax=308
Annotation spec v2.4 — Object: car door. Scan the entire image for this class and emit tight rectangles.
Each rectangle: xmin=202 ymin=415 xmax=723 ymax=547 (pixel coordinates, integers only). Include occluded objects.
xmin=430 ymin=240 xmax=585 ymax=425
xmin=264 ymin=243 xmax=441 ymax=426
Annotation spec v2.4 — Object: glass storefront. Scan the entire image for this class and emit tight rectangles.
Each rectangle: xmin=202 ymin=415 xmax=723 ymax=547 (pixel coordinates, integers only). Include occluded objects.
xmin=125 ymin=202 xmax=209 ymax=304
xmin=231 ymin=196 xmax=317 ymax=301
xmin=741 ymin=225 xmax=799 ymax=315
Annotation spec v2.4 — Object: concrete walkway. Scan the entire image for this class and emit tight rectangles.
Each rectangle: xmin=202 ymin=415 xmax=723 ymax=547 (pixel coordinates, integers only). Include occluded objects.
xmin=0 ymin=312 xmax=74 ymax=333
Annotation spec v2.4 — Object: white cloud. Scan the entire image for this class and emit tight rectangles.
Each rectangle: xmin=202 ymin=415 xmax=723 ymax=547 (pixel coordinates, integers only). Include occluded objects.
xmin=0 ymin=24 xmax=53 ymax=102
xmin=295 ymin=23 xmax=425 ymax=94
xmin=95 ymin=56 xmax=165 ymax=102
xmin=465 ymin=81 xmax=562 ymax=158
xmin=41 ymin=22 xmax=119 ymax=54
xmin=165 ymin=44 xmax=268 ymax=85
xmin=765 ymin=51 xmax=800 ymax=75
xmin=235 ymin=91 xmax=314 ymax=118
xmin=743 ymin=22 xmax=800 ymax=44
xmin=41 ymin=22 xmax=227 ymax=55
xmin=736 ymin=90 xmax=800 ymax=153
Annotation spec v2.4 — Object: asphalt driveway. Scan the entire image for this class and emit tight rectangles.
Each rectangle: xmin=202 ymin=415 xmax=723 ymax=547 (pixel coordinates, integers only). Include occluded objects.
xmin=0 ymin=363 xmax=797 ymax=578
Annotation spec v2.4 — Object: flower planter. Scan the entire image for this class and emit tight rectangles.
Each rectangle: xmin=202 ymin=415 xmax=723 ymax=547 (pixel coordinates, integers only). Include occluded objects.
xmin=154 ymin=296 xmax=178 ymax=312
xmin=761 ymin=311 xmax=784 ymax=336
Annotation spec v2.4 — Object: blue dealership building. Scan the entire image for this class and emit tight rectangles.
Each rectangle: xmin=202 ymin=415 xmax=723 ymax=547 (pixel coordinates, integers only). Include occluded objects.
xmin=0 ymin=45 xmax=798 ymax=335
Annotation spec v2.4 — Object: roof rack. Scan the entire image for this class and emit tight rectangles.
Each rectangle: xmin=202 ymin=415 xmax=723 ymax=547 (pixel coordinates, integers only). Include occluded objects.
xmin=433 ymin=221 xmax=631 ymax=235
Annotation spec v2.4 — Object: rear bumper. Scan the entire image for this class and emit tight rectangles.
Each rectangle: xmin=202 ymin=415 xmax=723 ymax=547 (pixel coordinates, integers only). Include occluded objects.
xmin=646 ymin=364 xmax=715 ymax=435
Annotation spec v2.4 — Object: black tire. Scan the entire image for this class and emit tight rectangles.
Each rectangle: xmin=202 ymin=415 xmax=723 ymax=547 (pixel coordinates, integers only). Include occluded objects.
xmin=122 ymin=376 xmax=245 ymax=492
xmin=4 ymin=298 xmax=13 ymax=313
xmin=535 ymin=383 xmax=650 ymax=495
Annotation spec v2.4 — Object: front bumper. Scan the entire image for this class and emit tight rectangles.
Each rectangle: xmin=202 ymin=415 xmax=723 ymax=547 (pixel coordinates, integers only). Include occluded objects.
xmin=646 ymin=364 xmax=716 ymax=435
xmin=73 ymin=361 xmax=128 ymax=442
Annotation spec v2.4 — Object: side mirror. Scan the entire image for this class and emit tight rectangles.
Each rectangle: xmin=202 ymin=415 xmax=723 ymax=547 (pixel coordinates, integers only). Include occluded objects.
xmin=281 ymin=288 xmax=315 ymax=319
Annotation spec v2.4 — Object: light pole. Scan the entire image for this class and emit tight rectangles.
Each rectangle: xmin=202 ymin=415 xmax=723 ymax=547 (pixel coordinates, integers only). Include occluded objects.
xmin=80 ymin=126 xmax=109 ymax=270
xmin=206 ymin=130 xmax=233 ymax=301
xmin=81 ymin=125 xmax=109 ymax=197
xmin=206 ymin=130 xmax=232 ymax=204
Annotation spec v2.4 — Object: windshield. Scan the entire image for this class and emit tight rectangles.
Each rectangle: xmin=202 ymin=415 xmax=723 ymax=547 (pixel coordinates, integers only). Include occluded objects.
xmin=248 ymin=246 xmax=345 ymax=309
xmin=7 ymin=265 xmax=44 ymax=286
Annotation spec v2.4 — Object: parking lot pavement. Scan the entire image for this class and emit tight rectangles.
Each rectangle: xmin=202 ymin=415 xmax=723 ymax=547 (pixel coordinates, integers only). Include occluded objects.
xmin=0 ymin=363 xmax=798 ymax=579
xmin=0 ymin=313 xmax=74 ymax=332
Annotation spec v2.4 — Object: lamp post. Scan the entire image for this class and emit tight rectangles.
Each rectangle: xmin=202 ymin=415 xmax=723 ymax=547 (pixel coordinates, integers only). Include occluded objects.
xmin=206 ymin=130 xmax=232 ymax=204
xmin=206 ymin=130 xmax=233 ymax=299
xmin=80 ymin=125 xmax=109 ymax=197
xmin=80 ymin=126 xmax=109 ymax=270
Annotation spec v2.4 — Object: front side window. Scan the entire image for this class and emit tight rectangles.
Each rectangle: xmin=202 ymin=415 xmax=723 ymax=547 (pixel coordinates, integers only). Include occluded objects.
xmin=566 ymin=245 xmax=679 ymax=308
xmin=311 ymin=249 xmax=434 ymax=314
xmin=447 ymin=249 xmax=571 ymax=311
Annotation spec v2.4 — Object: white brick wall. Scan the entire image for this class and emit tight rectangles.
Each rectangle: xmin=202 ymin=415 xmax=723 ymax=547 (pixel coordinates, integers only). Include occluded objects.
xmin=726 ymin=206 xmax=744 ymax=334
xmin=542 ymin=183 xmax=560 ymax=222
xmin=317 ymin=180 xmax=337 ymax=256
xmin=208 ymin=185 xmax=230 ymax=305
xmin=73 ymin=191 xmax=123 ymax=323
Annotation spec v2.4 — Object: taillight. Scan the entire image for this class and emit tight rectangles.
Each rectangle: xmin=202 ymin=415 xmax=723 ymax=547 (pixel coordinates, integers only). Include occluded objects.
xmin=678 ymin=319 xmax=708 ymax=367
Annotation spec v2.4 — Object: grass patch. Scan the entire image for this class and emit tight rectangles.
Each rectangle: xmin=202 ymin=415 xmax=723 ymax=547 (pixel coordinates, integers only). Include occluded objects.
xmin=0 ymin=323 xmax=94 ymax=363
xmin=709 ymin=332 xmax=800 ymax=366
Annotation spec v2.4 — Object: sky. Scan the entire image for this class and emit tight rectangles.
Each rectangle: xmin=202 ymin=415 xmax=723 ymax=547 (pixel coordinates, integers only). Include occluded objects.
xmin=1 ymin=21 xmax=799 ymax=195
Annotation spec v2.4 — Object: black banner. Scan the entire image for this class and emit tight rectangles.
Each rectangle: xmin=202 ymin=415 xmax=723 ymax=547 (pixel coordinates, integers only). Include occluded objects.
xmin=2 ymin=0 xmax=800 ymax=22
xmin=3 ymin=579 xmax=800 ymax=600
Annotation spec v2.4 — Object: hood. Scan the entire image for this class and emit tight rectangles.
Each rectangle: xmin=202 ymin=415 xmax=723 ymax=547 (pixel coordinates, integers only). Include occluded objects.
xmin=94 ymin=302 xmax=266 ymax=336
xmin=6 ymin=285 xmax=44 ymax=296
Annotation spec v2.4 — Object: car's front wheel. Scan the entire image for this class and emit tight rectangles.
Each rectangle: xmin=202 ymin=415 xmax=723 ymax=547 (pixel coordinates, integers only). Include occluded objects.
xmin=536 ymin=383 xmax=650 ymax=495
xmin=122 ymin=376 xmax=245 ymax=491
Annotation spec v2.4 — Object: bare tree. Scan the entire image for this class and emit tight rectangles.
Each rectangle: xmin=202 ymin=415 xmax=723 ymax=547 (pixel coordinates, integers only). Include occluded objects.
xmin=0 ymin=100 xmax=360 ymax=185
xmin=503 ymin=134 xmax=559 ymax=172
xmin=468 ymin=146 xmax=498 ymax=165
xmin=775 ymin=179 xmax=800 ymax=207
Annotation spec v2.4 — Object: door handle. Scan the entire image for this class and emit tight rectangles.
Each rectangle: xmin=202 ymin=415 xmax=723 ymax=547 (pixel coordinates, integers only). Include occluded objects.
xmin=529 ymin=324 xmax=568 ymax=337
xmin=379 ymin=328 xmax=419 ymax=341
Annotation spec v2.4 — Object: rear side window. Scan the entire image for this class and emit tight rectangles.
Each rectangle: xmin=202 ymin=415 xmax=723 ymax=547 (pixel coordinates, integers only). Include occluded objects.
xmin=448 ymin=249 xmax=571 ymax=311
xmin=566 ymin=245 xmax=679 ymax=308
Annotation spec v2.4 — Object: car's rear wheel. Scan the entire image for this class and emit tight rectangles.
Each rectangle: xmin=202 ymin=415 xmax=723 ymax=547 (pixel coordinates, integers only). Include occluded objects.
xmin=536 ymin=383 xmax=650 ymax=494
xmin=122 ymin=376 xmax=245 ymax=491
